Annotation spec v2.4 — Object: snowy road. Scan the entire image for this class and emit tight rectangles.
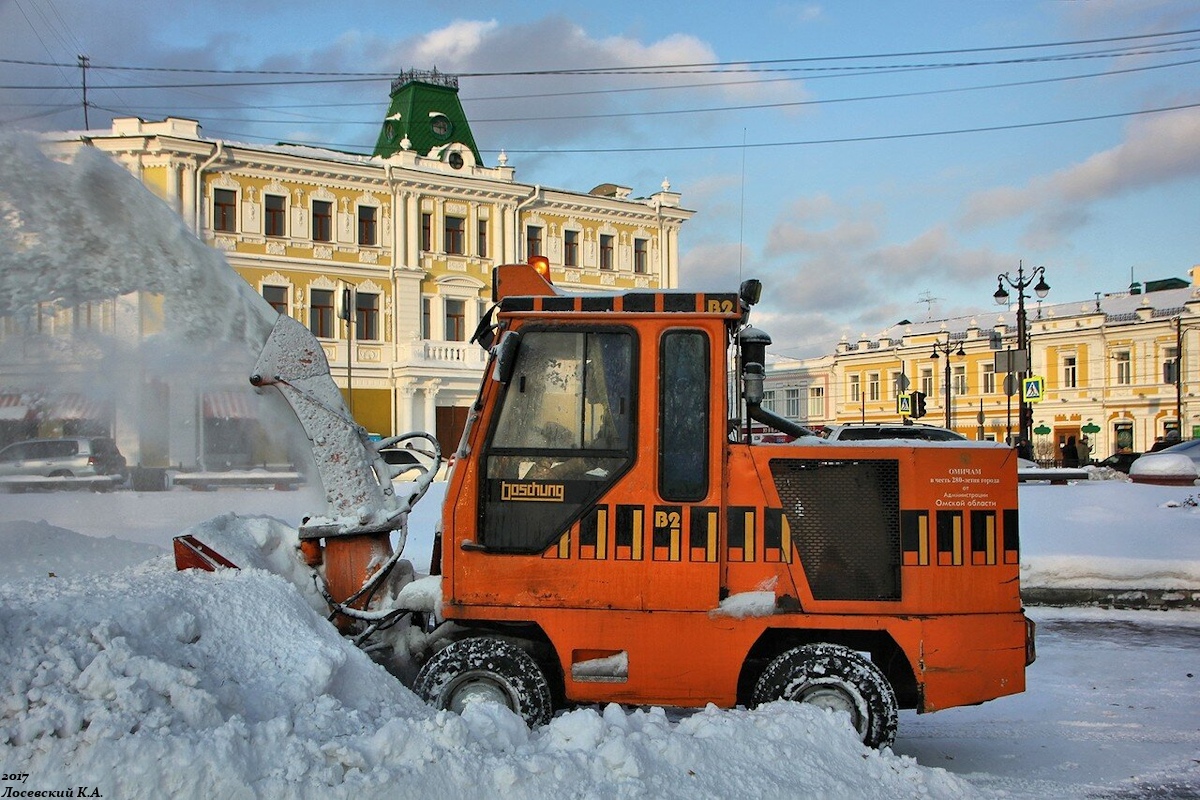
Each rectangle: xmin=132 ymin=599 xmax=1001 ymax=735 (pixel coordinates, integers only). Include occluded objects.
xmin=895 ymin=607 xmax=1200 ymax=798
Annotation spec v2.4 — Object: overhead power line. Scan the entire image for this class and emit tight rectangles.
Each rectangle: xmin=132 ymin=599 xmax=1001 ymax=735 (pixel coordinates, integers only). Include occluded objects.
xmin=2 ymin=25 xmax=1197 ymax=78
xmin=82 ymin=55 xmax=1200 ymax=129
xmin=481 ymin=102 xmax=1200 ymax=155
xmin=189 ymin=101 xmax=1200 ymax=157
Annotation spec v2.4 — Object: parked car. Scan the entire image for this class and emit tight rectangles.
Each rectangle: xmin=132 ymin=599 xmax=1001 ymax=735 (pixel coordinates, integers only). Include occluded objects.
xmin=1094 ymin=451 xmax=1142 ymax=474
xmin=377 ymin=446 xmax=437 ymax=479
xmin=1136 ymin=439 xmax=1200 ymax=474
xmin=818 ymin=423 xmax=968 ymax=442
xmin=0 ymin=437 xmax=128 ymax=482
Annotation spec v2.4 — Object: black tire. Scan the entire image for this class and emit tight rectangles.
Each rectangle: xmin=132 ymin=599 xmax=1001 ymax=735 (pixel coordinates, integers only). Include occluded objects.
xmin=753 ymin=642 xmax=899 ymax=749
xmin=413 ymin=637 xmax=553 ymax=727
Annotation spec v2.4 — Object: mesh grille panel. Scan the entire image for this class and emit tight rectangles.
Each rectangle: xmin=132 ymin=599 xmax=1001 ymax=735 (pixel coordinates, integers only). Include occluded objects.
xmin=769 ymin=458 xmax=901 ymax=601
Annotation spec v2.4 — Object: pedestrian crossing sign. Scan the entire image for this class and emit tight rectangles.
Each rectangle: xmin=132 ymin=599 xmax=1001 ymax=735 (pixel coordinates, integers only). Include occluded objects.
xmin=1023 ymin=376 xmax=1045 ymax=403
xmin=897 ymin=394 xmax=912 ymax=415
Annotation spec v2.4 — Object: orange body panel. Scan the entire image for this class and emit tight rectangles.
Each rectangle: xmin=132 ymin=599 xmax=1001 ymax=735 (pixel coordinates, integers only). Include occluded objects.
xmin=435 ymin=274 xmax=1030 ymax=714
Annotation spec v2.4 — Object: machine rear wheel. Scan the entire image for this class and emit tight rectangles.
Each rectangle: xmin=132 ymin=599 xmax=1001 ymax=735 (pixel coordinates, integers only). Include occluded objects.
xmin=753 ymin=642 xmax=898 ymax=749
xmin=413 ymin=637 xmax=552 ymax=727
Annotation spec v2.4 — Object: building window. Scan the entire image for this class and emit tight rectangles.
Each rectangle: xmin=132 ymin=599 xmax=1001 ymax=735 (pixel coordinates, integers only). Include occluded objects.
xmin=262 ymin=285 xmax=288 ymax=315
xmin=477 ymin=218 xmax=488 ymax=258
xmin=309 ymin=289 xmax=334 ymax=339
xmin=808 ymin=386 xmax=824 ymax=418
xmin=1164 ymin=346 xmax=1179 ymax=384
xmin=526 ymin=225 xmax=542 ymax=259
xmin=564 ymin=230 xmax=579 ymax=267
xmin=358 ymin=206 xmax=377 ymax=246
xmin=312 ymin=200 xmax=332 ymax=242
xmin=848 ymin=374 xmax=860 ymax=403
xmin=1114 ymin=350 xmax=1131 ymax=385
xmin=264 ymin=194 xmax=286 ymax=237
xmin=600 ymin=234 xmax=614 ymax=270
xmin=634 ymin=238 xmax=648 ymax=274
xmin=762 ymin=390 xmax=775 ymax=413
xmin=920 ymin=367 xmax=934 ymax=397
xmin=887 ymin=371 xmax=901 ymax=399
xmin=1063 ymin=355 xmax=1078 ymax=388
xmin=445 ymin=216 xmax=465 ymax=255
xmin=213 ymin=188 xmax=237 ymax=232
xmin=421 ymin=297 xmax=431 ymax=340
xmin=445 ymin=299 xmax=466 ymax=342
xmin=1114 ymin=420 xmax=1133 ymax=451
xmin=421 ymin=213 xmax=432 ymax=251
xmin=355 ymin=292 xmax=379 ymax=341
xmin=982 ymin=363 xmax=995 ymax=394
xmin=867 ymin=372 xmax=880 ymax=402
xmin=952 ymin=365 xmax=967 ymax=396
xmin=784 ymin=388 xmax=801 ymax=418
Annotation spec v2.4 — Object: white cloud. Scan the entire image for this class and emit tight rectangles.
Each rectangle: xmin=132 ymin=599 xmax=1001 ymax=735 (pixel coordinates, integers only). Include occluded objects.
xmin=412 ymin=20 xmax=500 ymax=65
xmin=960 ymin=105 xmax=1200 ymax=245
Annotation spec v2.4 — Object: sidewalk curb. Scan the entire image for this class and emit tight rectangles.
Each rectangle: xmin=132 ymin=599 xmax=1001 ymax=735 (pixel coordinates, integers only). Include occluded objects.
xmin=1022 ymin=587 xmax=1200 ymax=610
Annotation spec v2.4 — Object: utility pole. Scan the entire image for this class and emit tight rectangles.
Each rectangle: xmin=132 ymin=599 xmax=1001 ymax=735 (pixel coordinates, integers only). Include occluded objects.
xmin=1176 ymin=317 xmax=1183 ymax=435
xmin=77 ymin=55 xmax=90 ymax=129
xmin=341 ymin=284 xmax=355 ymax=415
xmin=930 ymin=337 xmax=963 ymax=430
xmin=994 ymin=262 xmax=1050 ymax=449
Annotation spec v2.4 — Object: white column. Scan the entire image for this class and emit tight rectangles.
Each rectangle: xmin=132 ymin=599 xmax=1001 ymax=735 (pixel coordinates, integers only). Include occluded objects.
xmin=180 ymin=163 xmax=197 ymax=233
xmin=423 ymin=378 xmax=441 ymax=435
xmin=165 ymin=160 xmax=181 ymax=215
xmin=395 ymin=379 xmax=416 ymax=433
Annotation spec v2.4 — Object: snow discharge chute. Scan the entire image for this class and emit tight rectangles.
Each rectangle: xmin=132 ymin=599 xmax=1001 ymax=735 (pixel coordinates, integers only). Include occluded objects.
xmin=176 ymin=311 xmax=441 ymax=631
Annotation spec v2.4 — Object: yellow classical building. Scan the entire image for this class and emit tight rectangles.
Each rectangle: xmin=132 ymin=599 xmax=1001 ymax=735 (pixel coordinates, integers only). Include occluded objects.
xmin=765 ymin=268 xmax=1200 ymax=463
xmin=18 ymin=71 xmax=691 ymax=469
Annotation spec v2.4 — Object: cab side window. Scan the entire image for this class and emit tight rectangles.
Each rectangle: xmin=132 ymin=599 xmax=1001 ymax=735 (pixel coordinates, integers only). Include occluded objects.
xmin=659 ymin=330 xmax=709 ymax=501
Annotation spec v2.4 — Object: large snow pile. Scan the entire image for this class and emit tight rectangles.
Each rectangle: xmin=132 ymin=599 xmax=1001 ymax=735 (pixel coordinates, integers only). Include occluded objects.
xmin=0 ymin=544 xmax=974 ymax=799
xmin=0 ymin=520 xmax=163 ymax=582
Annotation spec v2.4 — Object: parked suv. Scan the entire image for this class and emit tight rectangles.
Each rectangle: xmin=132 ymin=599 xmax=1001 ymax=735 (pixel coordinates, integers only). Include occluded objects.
xmin=0 ymin=437 xmax=128 ymax=481
xmin=819 ymin=423 xmax=968 ymax=442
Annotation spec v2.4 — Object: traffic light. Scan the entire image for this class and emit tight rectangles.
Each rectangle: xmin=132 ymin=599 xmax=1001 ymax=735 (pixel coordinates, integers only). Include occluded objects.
xmin=910 ymin=391 xmax=927 ymax=419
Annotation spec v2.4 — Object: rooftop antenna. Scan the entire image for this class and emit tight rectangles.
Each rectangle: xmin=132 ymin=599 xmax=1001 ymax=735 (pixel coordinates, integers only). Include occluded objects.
xmin=78 ymin=54 xmax=90 ymax=129
xmin=917 ymin=290 xmax=942 ymax=320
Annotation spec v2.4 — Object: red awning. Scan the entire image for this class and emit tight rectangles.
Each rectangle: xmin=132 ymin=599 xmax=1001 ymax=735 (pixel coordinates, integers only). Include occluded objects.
xmin=0 ymin=394 xmax=31 ymax=422
xmin=203 ymin=391 xmax=255 ymax=419
xmin=49 ymin=393 xmax=106 ymax=421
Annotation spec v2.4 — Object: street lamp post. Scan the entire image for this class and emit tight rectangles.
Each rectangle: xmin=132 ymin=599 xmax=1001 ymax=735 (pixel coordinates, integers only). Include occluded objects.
xmin=994 ymin=262 xmax=1050 ymax=452
xmin=930 ymin=337 xmax=964 ymax=430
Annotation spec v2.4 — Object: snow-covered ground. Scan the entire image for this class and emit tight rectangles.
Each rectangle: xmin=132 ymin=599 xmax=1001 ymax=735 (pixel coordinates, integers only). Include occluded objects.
xmin=0 ymin=473 xmax=1197 ymax=798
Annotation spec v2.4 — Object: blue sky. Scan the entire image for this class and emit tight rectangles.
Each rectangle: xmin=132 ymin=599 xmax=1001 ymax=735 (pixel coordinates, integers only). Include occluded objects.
xmin=2 ymin=1 xmax=1197 ymax=356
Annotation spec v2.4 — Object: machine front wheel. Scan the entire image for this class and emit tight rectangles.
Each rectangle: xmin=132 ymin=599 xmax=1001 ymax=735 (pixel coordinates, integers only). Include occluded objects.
xmin=413 ymin=637 xmax=553 ymax=727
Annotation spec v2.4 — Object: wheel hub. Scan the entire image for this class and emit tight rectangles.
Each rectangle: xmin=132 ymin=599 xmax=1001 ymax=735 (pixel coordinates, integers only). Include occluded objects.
xmin=445 ymin=672 xmax=516 ymax=715
xmin=798 ymin=684 xmax=865 ymax=737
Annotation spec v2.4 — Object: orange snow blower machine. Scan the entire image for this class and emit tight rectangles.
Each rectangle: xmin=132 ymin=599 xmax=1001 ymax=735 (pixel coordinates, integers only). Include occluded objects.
xmin=176 ymin=256 xmax=1034 ymax=748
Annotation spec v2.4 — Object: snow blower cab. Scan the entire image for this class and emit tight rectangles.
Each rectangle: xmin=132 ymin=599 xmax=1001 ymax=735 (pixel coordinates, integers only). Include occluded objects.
xmin=176 ymin=257 xmax=1034 ymax=749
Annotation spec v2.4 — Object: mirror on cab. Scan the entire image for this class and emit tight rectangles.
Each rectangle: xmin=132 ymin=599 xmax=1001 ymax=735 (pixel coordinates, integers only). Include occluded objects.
xmin=492 ymin=330 xmax=521 ymax=384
